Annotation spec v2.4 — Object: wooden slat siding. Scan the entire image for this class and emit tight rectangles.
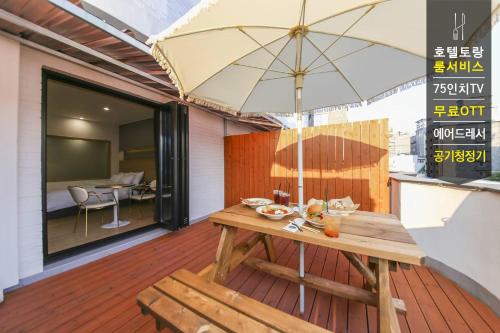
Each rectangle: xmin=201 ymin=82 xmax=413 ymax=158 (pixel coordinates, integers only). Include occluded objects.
xmin=351 ymin=122 xmax=362 ymax=207
xmin=291 ymin=129 xmax=298 ymax=203
xmin=264 ymin=132 xmax=271 ymax=202
xmin=224 ymin=136 xmax=231 ymax=208
xmin=335 ymin=123 xmax=344 ymax=200
xmin=327 ymin=124 xmax=336 ymax=202
xmin=312 ymin=126 xmax=321 ymax=198
xmin=379 ymin=119 xmax=390 ymax=213
xmin=319 ymin=125 xmax=328 ymax=197
xmin=223 ymin=120 xmax=390 ymax=211
xmin=369 ymin=120 xmax=381 ymax=212
xmin=344 ymin=123 xmax=354 ymax=203
xmin=304 ymin=126 xmax=313 ymax=200
xmin=231 ymin=136 xmax=239 ymax=206
xmin=272 ymin=131 xmax=279 ymax=196
xmin=360 ymin=121 xmax=371 ymax=211
xmin=286 ymin=129 xmax=293 ymax=197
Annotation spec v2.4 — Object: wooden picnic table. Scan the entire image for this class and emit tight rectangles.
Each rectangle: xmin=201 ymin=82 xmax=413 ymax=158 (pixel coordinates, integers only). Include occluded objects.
xmin=203 ymin=204 xmax=426 ymax=333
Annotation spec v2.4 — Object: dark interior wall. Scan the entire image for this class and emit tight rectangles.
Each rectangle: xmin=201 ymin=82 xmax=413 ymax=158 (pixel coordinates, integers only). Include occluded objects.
xmin=47 ymin=135 xmax=110 ymax=181
xmin=119 ymin=118 xmax=154 ymax=156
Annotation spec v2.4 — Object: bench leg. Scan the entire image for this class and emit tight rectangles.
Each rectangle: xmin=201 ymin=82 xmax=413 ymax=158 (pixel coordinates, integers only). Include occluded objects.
xmin=209 ymin=225 xmax=237 ymax=284
xmin=376 ymin=258 xmax=401 ymax=333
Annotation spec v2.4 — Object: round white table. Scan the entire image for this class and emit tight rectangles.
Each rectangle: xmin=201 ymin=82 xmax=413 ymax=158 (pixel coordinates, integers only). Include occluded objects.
xmin=95 ymin=184 xmax=133 ymax=229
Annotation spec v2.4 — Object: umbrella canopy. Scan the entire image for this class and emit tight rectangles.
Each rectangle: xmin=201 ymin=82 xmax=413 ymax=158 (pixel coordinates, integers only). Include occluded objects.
xmin=148 ymin=0 xmax=427 ymax=115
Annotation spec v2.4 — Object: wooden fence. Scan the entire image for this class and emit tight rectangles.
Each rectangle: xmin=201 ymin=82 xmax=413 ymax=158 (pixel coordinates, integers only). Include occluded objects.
xmin=224 ymin=119 xmax=389 ymax=213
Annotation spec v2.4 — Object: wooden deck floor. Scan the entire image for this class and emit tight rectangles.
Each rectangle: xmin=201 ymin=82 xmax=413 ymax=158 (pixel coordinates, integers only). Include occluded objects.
xmin=0 ymin=220 xmax=498 ymax=333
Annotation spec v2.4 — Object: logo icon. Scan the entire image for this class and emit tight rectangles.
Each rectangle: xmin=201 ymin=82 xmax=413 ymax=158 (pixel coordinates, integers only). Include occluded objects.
xmin=453 ymin=12 xmax=465 ymax=41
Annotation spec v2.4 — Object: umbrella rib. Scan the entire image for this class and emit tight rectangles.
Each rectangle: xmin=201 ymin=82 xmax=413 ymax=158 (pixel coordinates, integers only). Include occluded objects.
xmin=303 ymin=5 xmax=375 ymax=72
xmin=305 ymin=35 xmax=364 ymax=101
xmin=238 ymin=36 xmax=295 ymax=113
xmin=186 ymin=33 xmax=290 ymax=95
xmin=310 ymin=30 xmax=426 ymax=59
xmin=260 ymin=75 xmax=294 ymax=82
xmin=306 ymin=43 xmax=374 ymax=73
xmin=238 ymin=28 xmax=296 ymax=73
xmin=306 ymin=0 xmax=388 ymax=27
xmin=233 ymin=63 xmax=292 ymax=76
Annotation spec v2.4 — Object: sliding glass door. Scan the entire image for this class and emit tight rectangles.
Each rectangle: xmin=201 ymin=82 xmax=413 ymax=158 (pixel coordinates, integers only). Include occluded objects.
xmin=42 ymin=70 xmax=189 ymax=263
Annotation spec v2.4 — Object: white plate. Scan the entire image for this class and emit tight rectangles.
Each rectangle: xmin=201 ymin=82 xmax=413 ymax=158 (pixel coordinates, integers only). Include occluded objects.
xmin=302 ymin=212 xmax=325 ymax=229
xmin=242 ymin=197 xmax=273 ymax=208
xmin=256 ymin=205 xmax=294 ymax=220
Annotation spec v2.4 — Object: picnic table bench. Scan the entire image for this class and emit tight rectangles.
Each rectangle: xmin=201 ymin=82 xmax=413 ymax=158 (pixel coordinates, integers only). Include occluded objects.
xmin=137 ymin=268 xmax=329 ymax=332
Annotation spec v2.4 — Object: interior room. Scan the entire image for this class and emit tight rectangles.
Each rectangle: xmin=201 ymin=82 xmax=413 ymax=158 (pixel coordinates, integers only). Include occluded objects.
xmin=45 ymin=77 xmax=159 ymax=256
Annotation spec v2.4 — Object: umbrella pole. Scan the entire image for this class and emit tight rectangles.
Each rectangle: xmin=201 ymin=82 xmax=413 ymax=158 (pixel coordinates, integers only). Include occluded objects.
xmin=294 ymin=26 xmax=305 ymax=316
xmin=297 ymin=108 xmax=305 ymax=315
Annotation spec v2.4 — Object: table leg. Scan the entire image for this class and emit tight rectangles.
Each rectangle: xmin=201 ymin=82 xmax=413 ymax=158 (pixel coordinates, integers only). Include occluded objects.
xmin=113 ymin=188 xmax=119 ymax=227
xmin=376 ymin=258 xmax=401 ymax=333
xmin=101 ymin=187 xmax=130 ymax=229
xmin=209 ymin=226 xmax=237 ymax=284
xmin=261 ymin=234 xmax=277 ymax=263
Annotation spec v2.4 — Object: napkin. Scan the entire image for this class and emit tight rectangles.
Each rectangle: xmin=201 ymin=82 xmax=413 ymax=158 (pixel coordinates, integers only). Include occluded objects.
xmin=282 ymin=218 xmax=305 ymax=233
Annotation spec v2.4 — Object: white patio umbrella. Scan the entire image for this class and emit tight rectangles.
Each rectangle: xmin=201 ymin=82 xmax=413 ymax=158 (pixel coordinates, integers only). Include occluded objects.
xmin=148 ymin=0 xmax=426 ymax=314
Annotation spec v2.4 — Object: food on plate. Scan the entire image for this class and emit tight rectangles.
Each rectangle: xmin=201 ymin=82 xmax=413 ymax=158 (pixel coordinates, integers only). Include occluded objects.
xmin=306 ymin=204 xmax=324 ymax=223
xmin=327 ymin=196 xmax=359 ymax=213
xmin=262 ymin=205 xmax=289 ymax=215
xmin=243 ymin=198 xmax=270 ymax=206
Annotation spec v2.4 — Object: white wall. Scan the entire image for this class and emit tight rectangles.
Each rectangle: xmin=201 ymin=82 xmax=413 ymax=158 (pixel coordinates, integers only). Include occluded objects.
xmin=391 ymin=179 xmax=500 ymax=309
xmin=188 ymin=111 xmax=256 ymax=222
xmin=46 ymin=115 xmax=120 ymax=175
xmin=0 ymin=35 xmax=20 ymax=301
xmin=2 ymin=40 xmax=257 ymax=289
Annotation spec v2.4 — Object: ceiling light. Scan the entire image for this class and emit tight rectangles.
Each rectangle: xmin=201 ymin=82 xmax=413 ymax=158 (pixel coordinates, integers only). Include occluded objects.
xmin=103 ymin=107 xmax=110 ymax=111
xmin=79 ymin=117 xmax=85 ymax=120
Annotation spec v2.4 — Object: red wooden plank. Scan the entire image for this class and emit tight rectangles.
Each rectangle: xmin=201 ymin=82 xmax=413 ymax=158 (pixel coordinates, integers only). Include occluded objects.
xmin=389 ymin=264 xmax=428 ymax=333
xmin=430 ymin=270 xmax=494 ymax=332
xmin=414 ymin=266 xmax=472 ymax=333
xmin=403 ymin=266 xmax=452 ymax=332
xmin=347 ymin=259 xmax=368 ymax=333
xmin=328 ymin=247 xmax=349 ymax=332
xmin=1 ymin=220 xmax=498 ymax=333
xmin=309 ymin=249 xmax=338 ymax=328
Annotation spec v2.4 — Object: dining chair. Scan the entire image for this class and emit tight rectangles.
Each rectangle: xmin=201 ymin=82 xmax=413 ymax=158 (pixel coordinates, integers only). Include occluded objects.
xmin=67 ymin=186 xmax=117 ymax=237
xmin=129 ymin=180 xmax=156 ymax=218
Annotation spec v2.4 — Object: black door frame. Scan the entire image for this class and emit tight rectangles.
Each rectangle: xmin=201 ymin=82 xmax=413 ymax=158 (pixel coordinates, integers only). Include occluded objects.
xmin=41 ymin=69 xmax=189 ymax=264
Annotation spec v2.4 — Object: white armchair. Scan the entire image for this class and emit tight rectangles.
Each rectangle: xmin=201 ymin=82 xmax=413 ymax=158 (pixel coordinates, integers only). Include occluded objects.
xmin=68 ymin=186 xmax=116 ymax=237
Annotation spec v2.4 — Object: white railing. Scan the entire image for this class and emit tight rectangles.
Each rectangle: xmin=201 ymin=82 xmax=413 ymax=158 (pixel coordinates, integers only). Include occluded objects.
xmin=390 ymin=173 xmax=500 ymax=314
